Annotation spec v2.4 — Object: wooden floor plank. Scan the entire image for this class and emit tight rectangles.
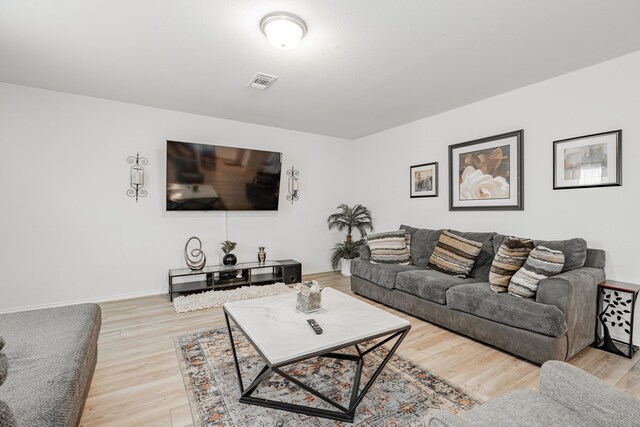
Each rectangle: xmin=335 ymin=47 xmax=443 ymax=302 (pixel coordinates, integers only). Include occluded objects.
xmin=79 ymin=272 xmax=639 ymax=426
xmin=581 ymin=350 xmax=640 ymax=386
xmin=617 ymin=357 xmax=640 ymax=396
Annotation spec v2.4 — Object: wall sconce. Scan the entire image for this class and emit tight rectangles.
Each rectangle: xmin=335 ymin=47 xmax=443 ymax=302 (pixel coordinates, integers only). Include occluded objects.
xmin=127 ymin=153 xmax=148 ymax=202
xmin=287 ymin=165 xmax=299 ymax=204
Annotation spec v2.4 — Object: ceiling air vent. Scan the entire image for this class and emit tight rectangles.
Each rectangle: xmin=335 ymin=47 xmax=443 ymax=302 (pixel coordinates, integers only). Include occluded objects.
xmin=249 ymin=72 xmax=278 ymax=90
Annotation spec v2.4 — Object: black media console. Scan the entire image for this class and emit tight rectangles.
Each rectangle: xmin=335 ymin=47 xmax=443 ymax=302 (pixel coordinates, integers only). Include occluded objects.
xmin=168 ymin=259 xmax=302 ymax=301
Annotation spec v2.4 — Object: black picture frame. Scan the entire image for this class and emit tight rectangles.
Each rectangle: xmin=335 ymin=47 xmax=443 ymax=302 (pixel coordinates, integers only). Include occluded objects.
xmin=553 ymin=130 xmax=622 ymax=190
xmin=448 ymin=130 xmax=524 ymax=211
xmin=410 ymin=162 xmax=439 ymax=198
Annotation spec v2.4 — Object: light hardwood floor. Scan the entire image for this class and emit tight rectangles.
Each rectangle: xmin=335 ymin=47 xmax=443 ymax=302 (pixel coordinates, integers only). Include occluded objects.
xmin=80 ymin=272 xmax=640 ymax=426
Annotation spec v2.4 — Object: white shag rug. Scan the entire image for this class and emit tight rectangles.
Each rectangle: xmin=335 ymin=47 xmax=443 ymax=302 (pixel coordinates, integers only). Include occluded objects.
xmin=173 ymin=283 xmax=296 ymax=313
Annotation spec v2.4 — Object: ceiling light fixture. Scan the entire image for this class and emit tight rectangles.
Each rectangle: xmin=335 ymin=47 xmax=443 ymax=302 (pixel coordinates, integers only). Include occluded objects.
xmin=260 ymin=12 xmax=307 ymax=50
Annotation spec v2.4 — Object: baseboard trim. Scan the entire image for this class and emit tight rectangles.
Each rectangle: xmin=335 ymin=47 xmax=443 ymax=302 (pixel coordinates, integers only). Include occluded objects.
xmin=0 ymin=289 xmax=166 ymax=314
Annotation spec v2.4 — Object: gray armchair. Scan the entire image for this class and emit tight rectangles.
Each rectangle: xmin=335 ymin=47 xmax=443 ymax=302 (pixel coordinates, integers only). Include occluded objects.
xmin=429 ymin=361 xmax=640 ymax=427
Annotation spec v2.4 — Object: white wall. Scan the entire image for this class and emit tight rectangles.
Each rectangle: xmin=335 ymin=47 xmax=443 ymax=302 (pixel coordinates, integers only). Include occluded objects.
xmin=352 ymin=50 xmax=640 ymax=344
xmin=0 ymin=83 xmax=352 ymax=312
xmin=2 ymin=49 xmax=639 ymax=347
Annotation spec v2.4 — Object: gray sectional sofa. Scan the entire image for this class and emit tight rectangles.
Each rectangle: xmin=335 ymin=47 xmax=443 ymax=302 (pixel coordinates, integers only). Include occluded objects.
xmin=351 ymin=225 xmax=606 ymax=364
xmin=0 ymin=304 xmax=101 ymax=426
xmin=429 ymin=361 xmax=640 ymax=427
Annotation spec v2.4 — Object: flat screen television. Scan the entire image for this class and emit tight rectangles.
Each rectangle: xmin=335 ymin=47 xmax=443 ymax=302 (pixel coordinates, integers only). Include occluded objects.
xmin=166 ymin=140 xmax=282 ymax=211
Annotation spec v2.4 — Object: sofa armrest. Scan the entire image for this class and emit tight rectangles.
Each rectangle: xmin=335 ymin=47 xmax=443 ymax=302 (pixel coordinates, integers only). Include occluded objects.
xmin=428 ymin=411 xmax=472 ymax=427
xmin=536 ymin=267 xmax=604 ymax=359
xmin=540 ymin=361 xmax=640 ymax=425
xmin=359 ymin=244 xmax=371 ymax=261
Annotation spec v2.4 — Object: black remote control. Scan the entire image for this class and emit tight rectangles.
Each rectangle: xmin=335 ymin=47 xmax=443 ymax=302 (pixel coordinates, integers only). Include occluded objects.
xmin=307 ymin=319 xmax=323 ymax=334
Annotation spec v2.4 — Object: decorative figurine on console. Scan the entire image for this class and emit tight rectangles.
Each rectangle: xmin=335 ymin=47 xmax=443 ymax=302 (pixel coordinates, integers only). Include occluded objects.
xmin=184 ymin=236 xmax=206 ymax=271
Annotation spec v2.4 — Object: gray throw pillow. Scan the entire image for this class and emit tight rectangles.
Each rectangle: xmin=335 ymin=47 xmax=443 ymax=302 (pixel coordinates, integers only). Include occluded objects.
xmin=509 ymin=246 xmax=565 ymax=298
xmin=400 ymin=225 xmax=443 ymax=267
xmin=535 ymin=238 xmax=587 ymax=272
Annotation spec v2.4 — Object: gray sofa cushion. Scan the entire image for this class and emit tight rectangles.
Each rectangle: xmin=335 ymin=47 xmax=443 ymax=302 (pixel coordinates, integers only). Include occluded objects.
xmin=585 ymin=248 xmax=605 ymax=269
xmin=446 ymin=282 xmax=567 ymax=337
xmin=429 ymin=361 xmax=640 ymax=427
xmin=350 ymin=258 xmax=422 ymax=289
xmin=537 ymin=238 xmax=587 ymax=272
xmin=540 ymin=361 xmax=640 ymax=426
xmin=400 ymin=225 xmax=443 ymax=267
xmin=494 ymin=234 xmax=587 ymax=272
xmin=430 ymin=390 xmax=585 ymax=427
xmin=492 ymin=233 xmax=508 ymax=254
xmin=0 ymin=400 xmax=16 ymax=427
xmin=359 ymin=244 xmax=371 ymax=261
xmin=395 ymin=269 xmax=477 ymax=305
xmin=0 ymin=304 xmax=101 ymax=427
xmin=449 ymin=230 xmax=496 ymax=281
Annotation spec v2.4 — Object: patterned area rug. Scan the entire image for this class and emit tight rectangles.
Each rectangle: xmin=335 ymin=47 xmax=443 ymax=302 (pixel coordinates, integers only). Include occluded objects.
xmin=175 ymin=327 xmax=478 ymax=426
xmin=173 ymin=283 xmax=295 ymax=313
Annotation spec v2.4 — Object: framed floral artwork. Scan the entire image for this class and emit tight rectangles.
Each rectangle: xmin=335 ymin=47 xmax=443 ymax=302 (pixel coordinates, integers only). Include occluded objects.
xmin=410 ymin=162 xmax=438 ymax=198
xmin=448 ymin=130 xmax=524 ymax=211
xmin=553 ymin=130 xmax=621 ymax=190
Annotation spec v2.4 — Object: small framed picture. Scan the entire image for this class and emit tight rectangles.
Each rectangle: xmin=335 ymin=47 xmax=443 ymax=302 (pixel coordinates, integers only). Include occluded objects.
xmin=410 ymin=162 xmax=438 ymax=198
xmin=553 ymin=130 xmax=622 ymax=190
xmin=449 ymin=130 xmax=524 ymax=211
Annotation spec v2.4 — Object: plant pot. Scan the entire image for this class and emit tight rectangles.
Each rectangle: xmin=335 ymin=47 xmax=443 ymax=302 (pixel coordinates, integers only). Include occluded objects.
xmin=340 ymin=258 xmax=352 ymax=277
xmin=223 ymin=253 xmax=237 ymax=266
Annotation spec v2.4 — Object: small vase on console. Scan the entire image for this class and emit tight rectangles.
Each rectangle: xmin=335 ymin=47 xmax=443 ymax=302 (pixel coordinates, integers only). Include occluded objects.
xmin=257 ymin=247 xmax=266 ymax=264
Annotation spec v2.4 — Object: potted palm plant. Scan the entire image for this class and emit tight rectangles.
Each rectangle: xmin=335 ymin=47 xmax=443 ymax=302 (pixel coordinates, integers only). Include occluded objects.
xmin=327 ymin=204 xmax=373 ymax=276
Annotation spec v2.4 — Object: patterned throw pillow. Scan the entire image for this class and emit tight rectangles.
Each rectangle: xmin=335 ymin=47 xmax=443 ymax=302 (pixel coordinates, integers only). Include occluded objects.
xmin=489 ymin=236 xmax=535 ymax=293
xmin=508 ymin=246 xmax=565 ymax=298
xmin=427 ymin=230 xmax=483 ymax=278
xmin=368 ymin=230 xmax=411 ymax=265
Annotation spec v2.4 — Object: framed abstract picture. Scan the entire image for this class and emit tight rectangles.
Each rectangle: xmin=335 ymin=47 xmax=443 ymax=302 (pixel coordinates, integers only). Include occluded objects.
xmin=449 ymin=130 xmax=524 ymax=211
xmin=553 ymin=130 xmax=621 ymax=190
xmin=410 ymin=162 xmax=438 ymax=198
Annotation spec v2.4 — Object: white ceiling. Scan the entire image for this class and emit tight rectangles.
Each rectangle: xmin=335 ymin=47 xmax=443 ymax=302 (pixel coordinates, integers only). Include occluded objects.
xmin=2 ymin=1 xmax=640 ymax=139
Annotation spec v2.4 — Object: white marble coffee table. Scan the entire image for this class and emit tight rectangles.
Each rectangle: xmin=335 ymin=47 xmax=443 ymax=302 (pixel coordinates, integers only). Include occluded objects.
xmin=223 ymin=287 xmax=411 ymax=422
